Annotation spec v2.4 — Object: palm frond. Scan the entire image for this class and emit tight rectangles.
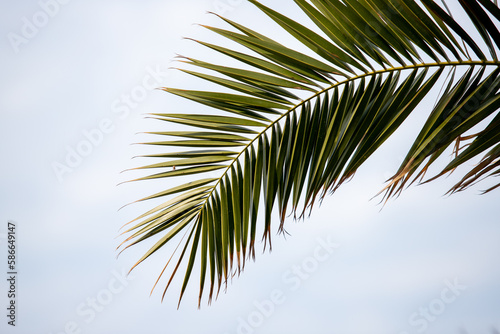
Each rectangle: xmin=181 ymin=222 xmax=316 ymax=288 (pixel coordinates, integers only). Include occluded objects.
xmin=118 ymin=0 xmax=500 ymax=306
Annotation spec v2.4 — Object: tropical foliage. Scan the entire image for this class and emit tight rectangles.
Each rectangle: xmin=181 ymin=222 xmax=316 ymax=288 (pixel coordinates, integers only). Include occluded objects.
xmin=118 ymin=0 xmax=500 ymax=306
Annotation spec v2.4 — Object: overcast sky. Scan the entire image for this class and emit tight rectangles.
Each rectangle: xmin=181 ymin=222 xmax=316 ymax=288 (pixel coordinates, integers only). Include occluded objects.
xmin=1 ymin=1 xmax=499 ymax=334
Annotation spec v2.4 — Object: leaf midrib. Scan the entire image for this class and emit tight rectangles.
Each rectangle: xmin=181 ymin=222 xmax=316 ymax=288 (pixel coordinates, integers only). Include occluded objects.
xmin=190 ymin=59 xmax=500 ymax=220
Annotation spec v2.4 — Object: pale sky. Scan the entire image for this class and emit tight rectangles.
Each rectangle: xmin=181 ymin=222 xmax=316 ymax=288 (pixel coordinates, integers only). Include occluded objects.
xmin=1 ymin=1 xmax=499 ymax=334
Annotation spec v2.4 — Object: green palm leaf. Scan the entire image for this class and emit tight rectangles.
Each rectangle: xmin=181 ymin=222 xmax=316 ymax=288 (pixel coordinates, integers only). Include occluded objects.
xmin=118 ymin=0 xmax=500 ymax=307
